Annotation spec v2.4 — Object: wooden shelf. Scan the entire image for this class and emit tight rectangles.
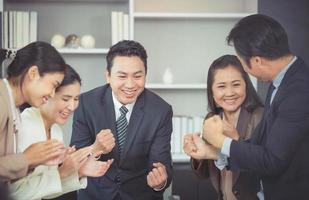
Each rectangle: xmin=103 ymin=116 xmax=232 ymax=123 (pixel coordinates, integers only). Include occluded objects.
xmin=57 ymin=48 xmax=109 ymax=54
xmin=134 ymin=12 xmax=254 ymax=19
xmin=146 ymin=83 xmax=207 ymax=89
xmin=172 ymin=153 xmax=190 ymax=162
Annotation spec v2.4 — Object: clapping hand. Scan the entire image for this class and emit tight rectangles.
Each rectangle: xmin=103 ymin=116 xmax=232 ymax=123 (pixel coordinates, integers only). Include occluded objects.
xmin=23 ymin=139 xmax=66 ymax=169
xmin=79 ymin=151 xmax=113 ymax=177
xmin=58 ymin=146 xmax=92 ymax=179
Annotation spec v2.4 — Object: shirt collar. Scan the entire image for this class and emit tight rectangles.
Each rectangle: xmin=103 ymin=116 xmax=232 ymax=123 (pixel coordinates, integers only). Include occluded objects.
xmin=112 ymin=92 xmax=135 ymax=120
xmin=273 ymin=56 xmax=297 ymax=88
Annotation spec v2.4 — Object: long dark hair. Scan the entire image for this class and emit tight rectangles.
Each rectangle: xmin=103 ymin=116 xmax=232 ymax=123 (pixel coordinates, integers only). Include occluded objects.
xmin=56 ymin=64 xmax=81 ymax=92
xmin=207 ymin=55 xmax=263 ymax=114
xmin=0 ymin=41 xmax=66 ymax=85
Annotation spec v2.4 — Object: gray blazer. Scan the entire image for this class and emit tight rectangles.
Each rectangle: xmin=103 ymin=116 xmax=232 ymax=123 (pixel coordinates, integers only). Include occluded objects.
xmin=0 ymin=80 xmax=28 ymax=183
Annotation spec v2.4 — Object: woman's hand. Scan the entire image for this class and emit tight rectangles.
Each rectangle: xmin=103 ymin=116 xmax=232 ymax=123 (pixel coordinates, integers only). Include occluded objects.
xmin=78 ymin=152 xmax=113 ymax=177
xmin=23 ymin=139 xmax=66 ymax=169
xmin=183 ymin=133 xmax=218 ymax=160
xmin=58 ymin=146 xmax=92 ymax=179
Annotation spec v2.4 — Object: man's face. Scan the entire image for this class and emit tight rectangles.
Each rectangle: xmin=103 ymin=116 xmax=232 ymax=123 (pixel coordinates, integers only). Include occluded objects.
xmin=106 ymin=56 xmax=146 ymax=105
xmin=237 ymin=55 xmax=269 ymax=82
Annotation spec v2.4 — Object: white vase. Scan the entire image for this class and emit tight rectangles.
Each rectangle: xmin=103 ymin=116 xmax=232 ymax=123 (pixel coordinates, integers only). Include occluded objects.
xmin=163 ymin=68 xmax=173 ymax=84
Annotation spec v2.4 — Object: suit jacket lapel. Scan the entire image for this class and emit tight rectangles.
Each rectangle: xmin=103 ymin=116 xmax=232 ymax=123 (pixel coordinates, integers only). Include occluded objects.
xmin=120 ymin=91 xmax=145 ymax=164
xmin=236 ymin=108 xmax=251 ymax=140
xmin=101 ymin=86 xmax=120 ymax=162
xmin=232 ymin=108 xmax=251 ymax=186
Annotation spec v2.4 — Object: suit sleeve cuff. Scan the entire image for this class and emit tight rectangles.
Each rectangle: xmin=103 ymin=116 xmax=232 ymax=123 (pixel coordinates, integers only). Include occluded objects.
xmin=214 ymin=153 xmax=228 ymax=171
xmin=221 ymin=137 xmax=233 ymax=157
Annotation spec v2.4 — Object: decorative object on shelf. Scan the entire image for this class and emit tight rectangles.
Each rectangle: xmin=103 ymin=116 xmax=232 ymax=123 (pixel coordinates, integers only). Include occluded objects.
xmin=65 ymin=34 xmax=80 ymax=48
xmin=162 ymin=67 xmax=174 ymax=84
xmin=80 ymin=34 xmax=96 ymax=48
xmin=51 ymin=34 xmax=65 ymax=49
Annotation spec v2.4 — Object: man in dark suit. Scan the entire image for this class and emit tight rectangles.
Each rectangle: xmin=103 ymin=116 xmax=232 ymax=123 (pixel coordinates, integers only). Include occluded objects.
xmin=202 ymin=14 xmax=309 ymax=200
xmin=71 ymin=40 xmax=173 ymax=200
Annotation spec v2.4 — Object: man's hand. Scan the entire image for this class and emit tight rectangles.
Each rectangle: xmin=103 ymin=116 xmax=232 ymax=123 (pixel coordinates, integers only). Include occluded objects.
xmin=92 ymin=129 xmax=115 ymax=154
xmin=222 ymin=120 xmax=239 ymax=140
xmin=147 ymin=162 xmax=168 ymax=190
xmin=203 ymin=115 xmax=226 ymax=149
xmin=183 ymin=133 xmax=218 ymax=160
xmin=23 ymin=139 xmax=66 ymax=169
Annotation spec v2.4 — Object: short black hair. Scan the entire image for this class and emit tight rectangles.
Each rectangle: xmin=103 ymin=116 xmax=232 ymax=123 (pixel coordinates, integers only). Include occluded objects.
xmin=207 ymin=54 xmax=263 ymax=114
xmin=56 ymin=64 xmax=81 ymax=92
xmin=106 ymin=40 xmax=148 ymax=74
xmin=227 ymin=14 xmax=290 ymax=67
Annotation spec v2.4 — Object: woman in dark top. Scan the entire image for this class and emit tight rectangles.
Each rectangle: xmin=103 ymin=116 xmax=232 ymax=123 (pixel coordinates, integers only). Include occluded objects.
xmin=184 ymin=55 xmax=263 ymax=200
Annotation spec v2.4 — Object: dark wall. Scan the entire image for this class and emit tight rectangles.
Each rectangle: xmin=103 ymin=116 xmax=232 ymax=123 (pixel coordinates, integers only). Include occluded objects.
xmin=257 ymin=0 xmax=309 ymax=100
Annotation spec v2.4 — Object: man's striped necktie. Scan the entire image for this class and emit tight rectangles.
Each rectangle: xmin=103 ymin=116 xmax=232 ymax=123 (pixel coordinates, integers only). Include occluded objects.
xmin=116 ymin=106 xmax=128 ymax=153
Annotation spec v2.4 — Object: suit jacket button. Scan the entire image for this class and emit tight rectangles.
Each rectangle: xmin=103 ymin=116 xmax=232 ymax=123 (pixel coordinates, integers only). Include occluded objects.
xmin=115 ymin=175 xmax=121 ymax=183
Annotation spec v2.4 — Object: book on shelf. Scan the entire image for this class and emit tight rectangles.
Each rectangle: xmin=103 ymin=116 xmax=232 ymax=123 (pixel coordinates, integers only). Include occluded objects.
xmin=3 ymin=11 xmax=8 ymax=49
xmin=111 ymin=11 xmax=129 ymax=45
xmin=171 ymin=115 xmax=204 ymax=155
xmin=29 ymin=11 xmax=38 ymax=43
xmin=3 ymin=10 xmax=38 ymax=49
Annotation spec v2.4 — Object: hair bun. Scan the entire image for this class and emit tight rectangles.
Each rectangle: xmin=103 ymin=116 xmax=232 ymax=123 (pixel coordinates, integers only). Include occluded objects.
xmin=6 ymin=49 xmax=17 ymax=60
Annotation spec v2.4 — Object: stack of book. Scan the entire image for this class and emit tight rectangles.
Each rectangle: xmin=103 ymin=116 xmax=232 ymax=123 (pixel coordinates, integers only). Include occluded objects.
xmin=111 ymin=11 xmax=129 ymax=45
xmin=3 ymin=11 xmax=38 ymax=49
xmin=171 ymin=115 xmax=204 ymax=154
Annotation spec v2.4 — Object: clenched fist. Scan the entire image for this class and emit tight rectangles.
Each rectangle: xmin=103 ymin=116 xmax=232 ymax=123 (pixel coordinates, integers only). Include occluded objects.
xmin=222 ymin=120 xmax=239 ymax=140
xmin=203 ymin=115 xmax=226 ymax=149
xmin=92 ymin=129 xmax=115 ymax=154
xmin=183 ymin=133 xmax=218 ymax=160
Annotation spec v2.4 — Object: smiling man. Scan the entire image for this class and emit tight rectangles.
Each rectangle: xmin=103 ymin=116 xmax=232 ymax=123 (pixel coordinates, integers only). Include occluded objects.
xmin=71 ymin=40 xmax=173 ymax=200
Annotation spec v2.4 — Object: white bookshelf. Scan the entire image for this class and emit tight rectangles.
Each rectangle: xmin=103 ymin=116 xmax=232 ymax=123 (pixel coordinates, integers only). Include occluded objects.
xmin=146 ymin=83 xmax=207 ymax=89
xmin=172 ymin=153 xmax=190 ymax=162
xmin=57 ymin=48 xmax=109 ymax=54
xmin=134 ymin=12 xmax=254 ymax=19
xmin=4 ymin=0 xmax=258 ymax=163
